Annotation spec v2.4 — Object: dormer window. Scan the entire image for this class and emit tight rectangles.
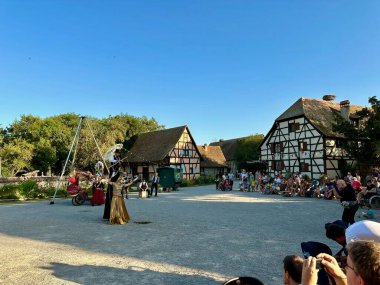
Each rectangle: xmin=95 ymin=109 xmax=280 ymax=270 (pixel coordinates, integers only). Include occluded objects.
xmin=289 ymin=122 xmax=300 ymax=132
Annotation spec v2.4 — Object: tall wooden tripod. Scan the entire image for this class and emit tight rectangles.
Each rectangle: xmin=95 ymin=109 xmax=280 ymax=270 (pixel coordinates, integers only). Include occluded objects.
xmin=50 ymin=116 xmax=109 ymax=204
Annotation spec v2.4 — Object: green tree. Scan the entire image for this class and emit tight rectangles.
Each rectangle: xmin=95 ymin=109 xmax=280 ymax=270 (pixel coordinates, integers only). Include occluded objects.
xmin=235 ymin=134 xmax=264 ymax=169
xmin=333 ymin=96 xmax=380 ymax=165
xmin=0 ymin=138 xmax=34 ymax=176
xmin=1 ymin=113 xmax=163 ymax=176
xmin=31 ymin=138 xmax=57 ymax=175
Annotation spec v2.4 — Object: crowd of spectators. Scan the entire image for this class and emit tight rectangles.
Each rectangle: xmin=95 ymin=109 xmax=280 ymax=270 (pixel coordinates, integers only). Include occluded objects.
xmin=222 ymin=169 xmax=380 ymax=285
xmin=241 ymin=169 xmax=380 ymax=205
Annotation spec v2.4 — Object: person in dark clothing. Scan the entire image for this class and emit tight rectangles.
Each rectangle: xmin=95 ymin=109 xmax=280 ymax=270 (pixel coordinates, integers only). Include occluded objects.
xmin=333 ymin=179 xmax=359 ymax=226
xmin=150 ymin=172 xmax=160 ymax=197
xmin=103 ymin=150 xmax=121 ymax=220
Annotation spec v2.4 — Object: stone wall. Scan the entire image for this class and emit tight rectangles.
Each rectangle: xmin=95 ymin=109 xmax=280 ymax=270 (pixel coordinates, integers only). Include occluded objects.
xmin=0 ymin=176 xmax=66 ymax=188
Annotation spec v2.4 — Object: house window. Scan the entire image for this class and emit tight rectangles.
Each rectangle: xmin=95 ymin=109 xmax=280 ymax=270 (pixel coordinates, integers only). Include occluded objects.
xmin=335 ymin=140 xmax=343 ymax=148
xmin=270 ymin=142 xmax=283 ymax=154
xmin=300 ymin=162 xmax=309 ymax=172
xmin=275 ymin=143 xmax=281 ymax=153
xmin=188 ymin=149 xmax=193 ymax=157
xmin=299 ymin=141 xmax=308 ymax=151
xmin=180 ymin=149 xmax=189 ymax=157
xmin=272 ymin=160 xmax=284 ymax=171
xmin=289 ymin=123 xmax=300 ymax=132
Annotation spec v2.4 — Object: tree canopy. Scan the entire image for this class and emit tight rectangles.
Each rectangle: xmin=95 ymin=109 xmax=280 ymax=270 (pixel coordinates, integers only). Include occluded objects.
xmin=333 ymin=96 xmax=380 ymax=166
xmin=235 ymin=134 xmax=264 ymax=170
xmin=0 ymin=113 xmax=163 ymax=177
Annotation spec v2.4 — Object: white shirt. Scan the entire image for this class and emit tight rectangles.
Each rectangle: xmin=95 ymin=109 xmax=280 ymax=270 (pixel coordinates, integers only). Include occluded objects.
xmin=345 ymin=220 xmax=380 ymax=244
xmin=139 ymin=181 xmax=148 ymax=190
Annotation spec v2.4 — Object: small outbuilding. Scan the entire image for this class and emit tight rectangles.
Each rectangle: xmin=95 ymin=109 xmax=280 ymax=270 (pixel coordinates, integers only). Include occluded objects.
xmin=198 ymin=145 xmax=228 ymax=177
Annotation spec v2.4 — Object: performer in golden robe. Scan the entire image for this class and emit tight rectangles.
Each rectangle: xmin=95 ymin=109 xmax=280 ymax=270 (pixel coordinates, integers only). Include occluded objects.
xmin=108 ymin=172 xmax=130 ymax=225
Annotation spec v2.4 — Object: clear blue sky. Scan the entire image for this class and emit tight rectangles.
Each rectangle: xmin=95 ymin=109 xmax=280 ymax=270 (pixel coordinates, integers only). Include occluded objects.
xmin=0 ymin=0 xmax=378 ymax=144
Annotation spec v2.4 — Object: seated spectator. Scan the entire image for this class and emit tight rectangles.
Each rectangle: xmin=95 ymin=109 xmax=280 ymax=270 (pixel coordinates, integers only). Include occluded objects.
xmin=138 ymin=178 xmax=149 ymax=198
xmin=346 ymin=171 xmax=354 ymax=182
xmin=299 ymin=179 xmax=308 ymax=197
xmin=351 ymin=177 xmax=362 ymax=193
xmin=283 ymin=255 xmax=303 ymax=285
xmin=284 ymin=177 xmax=294 ymax=196
xmin=291 ymin=181 xmax=298 ymax=196
xmin=301 ymin=240 xmax=380 ymax=285
xmin=323 ymin=179 xmax=336 ymax=199
xmin=357 ymin=179 xmax=378 ymax=203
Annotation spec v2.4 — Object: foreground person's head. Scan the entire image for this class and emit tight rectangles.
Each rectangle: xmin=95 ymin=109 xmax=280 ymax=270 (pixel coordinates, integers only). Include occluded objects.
xmin=283 ymin=255 xmax=303 ymax=285
xmin=346 ymin=240 xmax=380 ymax=285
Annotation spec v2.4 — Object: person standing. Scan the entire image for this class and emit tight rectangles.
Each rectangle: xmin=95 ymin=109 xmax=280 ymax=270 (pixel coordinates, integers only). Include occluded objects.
xmin=227 ymin=171 xmax=234 ymax=191
xmin=333 ymin=179 xmax=359 ymax=226
xmin=103 ymin=149 xmax=121 ymax=220
xmin=108 ymin=172 xmax=130 ymax=225
xmin=150 ymin=172 xmax=160 ymax=197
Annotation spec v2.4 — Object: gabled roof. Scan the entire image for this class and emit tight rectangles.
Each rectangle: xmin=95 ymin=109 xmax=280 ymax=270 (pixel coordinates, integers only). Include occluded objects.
xmin=276 ymin=98 xmax=366 ymax=137
xmin=198 ymin=145 xmax=227 ymax=168
xmin=125 ymin=126 xmax=199 ymax=163
xmin=209 ymin=136 xmax=249 ymax=161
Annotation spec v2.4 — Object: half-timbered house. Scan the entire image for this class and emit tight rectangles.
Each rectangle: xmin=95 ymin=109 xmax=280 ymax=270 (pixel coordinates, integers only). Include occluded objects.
xmin=125 ymin=126 xmax=201 ymax=180
xmin=259 ymin=96 xmax=366 ymax=179
xmin=198 ymin=145 xmax=228 ymax=177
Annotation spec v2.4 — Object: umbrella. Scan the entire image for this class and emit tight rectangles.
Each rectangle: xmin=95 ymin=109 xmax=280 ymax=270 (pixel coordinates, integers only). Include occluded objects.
xmin=103 ymin=144 xmax=123 ymax=162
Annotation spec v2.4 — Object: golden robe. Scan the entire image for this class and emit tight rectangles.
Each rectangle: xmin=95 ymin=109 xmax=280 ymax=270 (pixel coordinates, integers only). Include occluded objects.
xmin=109 ymin=181 xmax=130 ymax=225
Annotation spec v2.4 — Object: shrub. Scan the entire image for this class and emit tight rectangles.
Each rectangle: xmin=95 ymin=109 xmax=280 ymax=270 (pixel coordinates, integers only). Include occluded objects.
xmin=19 ymin=180 xmax=40 ymax=198
xmin=180 ymin=175 xmax=215 ymax=187
xmin=0 ymin=184 xmax=20 ymax=199
xmin=46 ymin=187 xmax=68 ymax=198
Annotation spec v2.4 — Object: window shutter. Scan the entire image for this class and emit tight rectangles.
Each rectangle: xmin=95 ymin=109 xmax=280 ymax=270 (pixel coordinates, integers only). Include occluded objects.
xmin=271 ymin=160 xmax=275 ymax=169
xmin=270 ymin=143 xmax=274 ymax=154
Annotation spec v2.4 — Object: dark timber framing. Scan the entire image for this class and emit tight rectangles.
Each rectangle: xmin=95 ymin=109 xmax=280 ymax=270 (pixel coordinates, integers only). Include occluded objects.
xmin=259 ymin=109 xmax=356 ymax=179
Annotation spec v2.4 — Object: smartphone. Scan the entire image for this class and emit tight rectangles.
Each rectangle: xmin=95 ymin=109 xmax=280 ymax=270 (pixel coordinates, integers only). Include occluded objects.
xmin=316 ymin=258 xmax=324 ymax=270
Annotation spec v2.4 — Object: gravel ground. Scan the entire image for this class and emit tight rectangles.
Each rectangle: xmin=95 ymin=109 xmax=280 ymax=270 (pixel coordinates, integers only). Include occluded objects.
xmin=0 ymin=185 xmax=378 ymax=285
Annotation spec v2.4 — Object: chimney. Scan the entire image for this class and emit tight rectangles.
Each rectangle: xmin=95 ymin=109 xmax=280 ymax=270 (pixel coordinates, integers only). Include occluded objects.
xmin=203 ymin=144 xmax=208 ymax=151
xmin=322 ymin=94 xmax=336 ymax=101
xmin=340 ymin=100 xmax=350 ymax=121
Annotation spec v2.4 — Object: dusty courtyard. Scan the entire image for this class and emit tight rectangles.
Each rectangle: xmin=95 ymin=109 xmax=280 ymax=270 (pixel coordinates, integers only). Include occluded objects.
xmin=0 ymin=185 xmax=376 ymax=285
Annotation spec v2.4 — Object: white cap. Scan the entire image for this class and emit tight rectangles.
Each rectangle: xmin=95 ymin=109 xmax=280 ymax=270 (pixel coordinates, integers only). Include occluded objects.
xmin=345 ymin=221 xmax=380 ymax=244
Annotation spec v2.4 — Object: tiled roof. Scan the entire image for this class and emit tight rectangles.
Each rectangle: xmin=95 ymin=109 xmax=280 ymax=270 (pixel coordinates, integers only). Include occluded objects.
xmin=276 ymin=98 xmax=366 ymax=137
xmin=126 ymin=126 xmax=187 ymax=163
xmin=198 ymin=145 xmax=227 ymax=168
xmin=209 ymin=137 xmax=247 ymax=161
